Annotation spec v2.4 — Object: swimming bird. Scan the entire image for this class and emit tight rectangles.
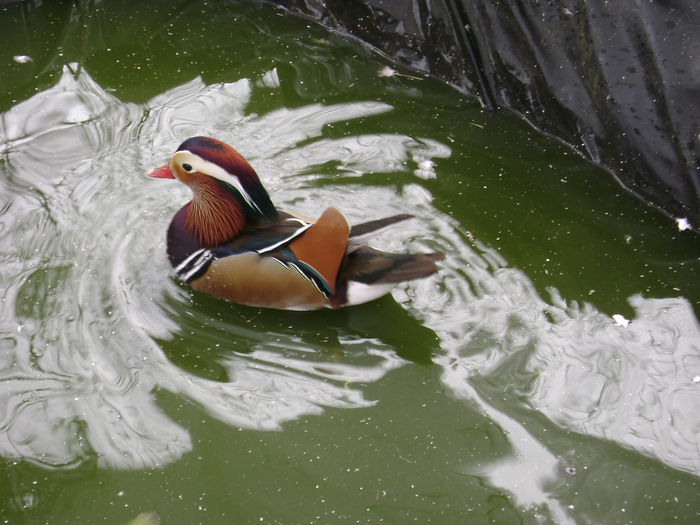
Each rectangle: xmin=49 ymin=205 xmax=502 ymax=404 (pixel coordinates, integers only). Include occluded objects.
xmin=148 ymin=136 xmax=443 ymax=310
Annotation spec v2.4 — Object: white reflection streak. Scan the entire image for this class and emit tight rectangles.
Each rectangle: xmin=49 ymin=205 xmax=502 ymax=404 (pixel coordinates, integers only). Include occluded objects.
xmin=408 ymin=220 xmax=700 ymax=520
xmin=1 ymin=64 xmax=696 ymax=525
xmin=0 ymin=65 xmax=452 ymax=470
xmin=394 ymin=188 xmax=700 ymax=520
xmin=446 ymin=380 xmax=575 ymax=525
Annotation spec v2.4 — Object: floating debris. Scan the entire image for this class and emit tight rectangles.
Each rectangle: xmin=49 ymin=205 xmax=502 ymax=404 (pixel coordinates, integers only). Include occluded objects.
xmin=414 ymin=158 xmax=437 ymax=180
xmin=378 ymin=66 xmax=397 ymax=78
xmin=125 ymin=512 xmax=160 ymax=525
xmin=13 ymin=55 xmax=33 ymax=64
xmin=675 ymin=217 xmax=691 ymax=231
xmin=612 ymin=314 xmax=630 ymax=327
xmin=377 ymin=66 xmax=423 ymax=81
xmin=563 ymin=465 xmax=577 ymax=477
xmin=255 ymin=67 xmax=280 ymax=89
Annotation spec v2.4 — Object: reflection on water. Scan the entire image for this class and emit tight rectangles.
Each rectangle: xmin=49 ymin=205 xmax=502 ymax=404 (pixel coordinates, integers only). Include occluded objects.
xmin=0 ymin=64 xmax=698 ymax=516
xmin=406 ymin=232 xmax=700 ymax=512
xmin=0 ymin=64 xmax=448 ymax=470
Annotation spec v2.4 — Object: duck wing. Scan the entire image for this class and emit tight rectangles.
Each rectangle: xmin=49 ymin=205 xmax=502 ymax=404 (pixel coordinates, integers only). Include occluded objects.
xmin=172 ymin=209 xmax=441 ymax=310
xmin=286 ymin=207 xmax=349 ymax=293
xmin=347 ymin=214 xmax=414 ymax=253
xmin=330 ymin=246 xmax=444 ymax=307
xmin=175 ymin=208 xmax=350 ymax=304
xmin=173 ymin=213 xmax=313 ymax=283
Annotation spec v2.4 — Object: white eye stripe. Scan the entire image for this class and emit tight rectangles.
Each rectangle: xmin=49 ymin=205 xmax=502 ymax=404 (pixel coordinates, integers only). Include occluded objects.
xmin=174 ymin=150 xmax=262 ymax=214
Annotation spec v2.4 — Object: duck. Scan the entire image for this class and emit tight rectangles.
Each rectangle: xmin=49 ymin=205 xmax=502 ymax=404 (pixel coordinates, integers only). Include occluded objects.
xmin=147 ymin=136 xmax=444 ymax=310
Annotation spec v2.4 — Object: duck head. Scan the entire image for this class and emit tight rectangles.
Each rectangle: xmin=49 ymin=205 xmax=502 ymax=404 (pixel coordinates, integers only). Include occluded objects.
xmin=148 ymin=136 xmax=278 ymax=247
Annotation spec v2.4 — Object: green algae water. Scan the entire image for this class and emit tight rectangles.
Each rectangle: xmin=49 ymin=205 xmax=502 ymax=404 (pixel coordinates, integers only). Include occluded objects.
xmin=1 ymin=1 xmax=699 ymax=523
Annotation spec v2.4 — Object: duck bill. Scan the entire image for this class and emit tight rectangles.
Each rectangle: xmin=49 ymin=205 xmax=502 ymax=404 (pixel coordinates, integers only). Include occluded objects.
xmin=147 ymin=164 xmax=174 ymax=179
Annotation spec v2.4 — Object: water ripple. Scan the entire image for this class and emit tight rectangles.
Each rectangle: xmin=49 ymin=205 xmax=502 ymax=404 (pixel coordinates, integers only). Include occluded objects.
xmin=0 ymin=62 xmax=698 ymax=515
xmin=0 ymin=64 xmax=448 ymax=470
xmin=404 ymin=217 xmax=700 ymax=504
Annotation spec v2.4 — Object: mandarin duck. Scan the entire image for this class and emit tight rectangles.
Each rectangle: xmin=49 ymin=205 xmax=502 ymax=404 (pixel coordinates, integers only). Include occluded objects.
xmin=148 ymin=136 xmax=443 ymax=310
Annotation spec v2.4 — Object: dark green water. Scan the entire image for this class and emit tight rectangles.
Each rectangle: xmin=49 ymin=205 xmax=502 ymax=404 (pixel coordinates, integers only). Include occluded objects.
xmin=1 ymin=1 xmax=699 ymax=523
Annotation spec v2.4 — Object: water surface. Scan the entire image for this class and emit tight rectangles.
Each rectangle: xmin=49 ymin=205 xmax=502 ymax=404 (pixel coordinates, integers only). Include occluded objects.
xmin=1 ymin=1 xmax=699 ymax=523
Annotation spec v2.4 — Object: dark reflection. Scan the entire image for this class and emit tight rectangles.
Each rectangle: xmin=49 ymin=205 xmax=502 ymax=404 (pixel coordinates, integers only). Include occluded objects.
xmin=157 ymin=284 xmax=438 ymax=383
xmin=0 ymin=456 xmax=98 ymax=522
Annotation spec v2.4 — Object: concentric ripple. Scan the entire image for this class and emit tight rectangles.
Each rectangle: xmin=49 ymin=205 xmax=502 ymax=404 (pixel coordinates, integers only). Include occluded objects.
xmin=0 ymin=63 xmax=698 ymax=520
xmin=0 ymin=64 xmax=448 ymax=470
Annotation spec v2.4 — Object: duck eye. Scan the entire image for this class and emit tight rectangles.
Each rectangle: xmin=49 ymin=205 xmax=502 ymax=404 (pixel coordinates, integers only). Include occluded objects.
xmin=182 ymin=163 xmax=192 ymax=172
